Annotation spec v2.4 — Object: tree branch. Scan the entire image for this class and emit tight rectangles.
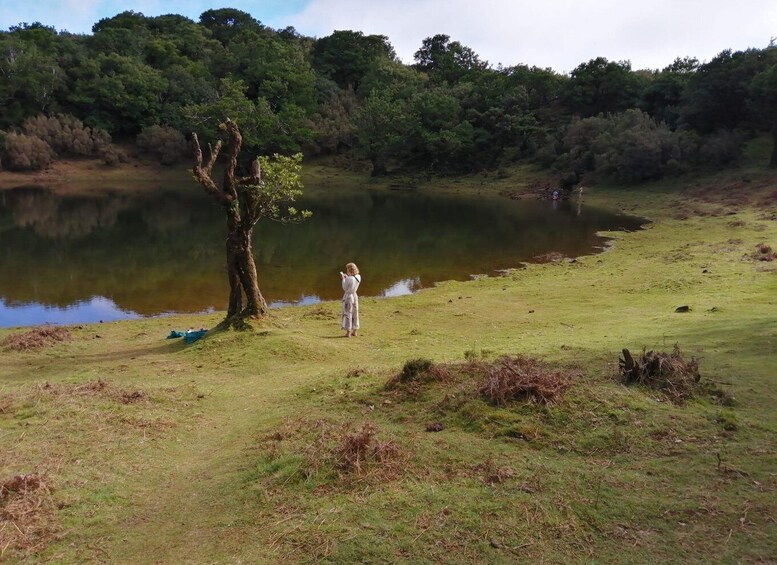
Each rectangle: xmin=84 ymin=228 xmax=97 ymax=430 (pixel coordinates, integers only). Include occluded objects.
xmin=191 ymin=132 xmax=232 ymax=204
xmin=222 ymin=119 xmax=242 ymax=204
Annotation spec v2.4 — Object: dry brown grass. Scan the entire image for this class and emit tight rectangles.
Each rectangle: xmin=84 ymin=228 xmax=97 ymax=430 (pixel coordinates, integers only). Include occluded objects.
xmin=751 ymin=242 xmax=777 ymax=262
xmin=383 ymin=355 xmax=577 ymax=408
xmin=333 ymin=423 xmax=402 ymax=475
xmin=619 ymin=345 xmax=701 ymax=404
xmin=473 ymin=456 xmax=517 ymax=485
xmin=0 ymin=394 xmax=14 ymax=415
xmin=475 ymin=356 xmax=575 ymax=406
xmin=33 ymin=379 xmax=147 ymax=406
xmin=261 ymin=419 xmax=406 ymax=484
xmin=1 ymin=326 xmax=71 ymax=351
xmin=0 ymin=472 xmax=61 ymax=560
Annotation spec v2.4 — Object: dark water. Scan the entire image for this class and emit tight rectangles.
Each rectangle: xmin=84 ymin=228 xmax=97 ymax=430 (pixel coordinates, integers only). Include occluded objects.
xmin=0 ymin=183 xmax=643 ymax=327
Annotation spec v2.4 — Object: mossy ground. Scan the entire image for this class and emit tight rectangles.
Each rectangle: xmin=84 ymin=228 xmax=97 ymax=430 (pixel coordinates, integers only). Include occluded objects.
xmin=1 ymin=152 xmax=776 ymax=563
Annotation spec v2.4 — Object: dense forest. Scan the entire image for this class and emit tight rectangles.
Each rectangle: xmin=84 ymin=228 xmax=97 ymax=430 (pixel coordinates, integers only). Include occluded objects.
xmin=1 ymin=8 xmax=776 ymax=183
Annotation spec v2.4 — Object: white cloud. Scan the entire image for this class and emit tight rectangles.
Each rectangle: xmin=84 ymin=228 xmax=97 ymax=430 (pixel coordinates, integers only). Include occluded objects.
xmin=288 ymin=0 xmax=777 ymax=72
xmin=1 ymin=0 xmax=103 ymax=33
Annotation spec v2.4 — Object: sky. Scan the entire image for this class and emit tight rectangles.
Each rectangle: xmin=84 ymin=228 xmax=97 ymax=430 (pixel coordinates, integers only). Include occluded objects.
xmin=0 ymin=0 xmax=775 ymax=72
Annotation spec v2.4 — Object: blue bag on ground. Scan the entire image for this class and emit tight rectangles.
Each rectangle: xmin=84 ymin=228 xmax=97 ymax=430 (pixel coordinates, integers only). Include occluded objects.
xmin=167 ymin=329 xmax=208 ymax=343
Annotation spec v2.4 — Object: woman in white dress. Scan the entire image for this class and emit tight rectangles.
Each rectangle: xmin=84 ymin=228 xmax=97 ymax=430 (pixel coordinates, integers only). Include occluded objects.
xmin=340 ymin=262 xmax=361 ymax=337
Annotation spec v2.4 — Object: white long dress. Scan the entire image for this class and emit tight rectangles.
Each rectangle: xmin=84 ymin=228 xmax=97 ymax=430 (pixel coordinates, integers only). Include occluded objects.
xmin=341 ymin=274 xmax=361 ymax=331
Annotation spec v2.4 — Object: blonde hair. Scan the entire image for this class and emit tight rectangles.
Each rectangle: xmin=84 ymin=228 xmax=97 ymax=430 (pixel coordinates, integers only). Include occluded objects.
xmin=345 ymin=262 xmax=359 ymax=275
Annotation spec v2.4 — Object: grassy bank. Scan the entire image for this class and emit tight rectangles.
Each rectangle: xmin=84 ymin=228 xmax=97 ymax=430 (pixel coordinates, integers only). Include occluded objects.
xmin=0 ymin=156 xmax=189 ymax=194
xmin=1 ymin=160 xmax=776 ymax=563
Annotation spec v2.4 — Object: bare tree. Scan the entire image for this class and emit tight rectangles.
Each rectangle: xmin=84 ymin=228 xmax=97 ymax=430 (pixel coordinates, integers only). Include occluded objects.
xmin=191 ymin=119 xmax=309 ymax=325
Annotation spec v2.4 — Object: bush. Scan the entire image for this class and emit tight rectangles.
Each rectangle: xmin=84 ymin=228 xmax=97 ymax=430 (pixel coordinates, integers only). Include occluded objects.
xmin=397 ymin=358 xmax=434 ymax=383
xmin=97 ymin=144 xmax=128 ymax=166
xmin=535 ymin=141 xmax=559 ymax=167
xmin=136 ymin=125 xmax=188 ymax=165
xmin=697 ymin=130 xmax=743 ymax=166
xmin=21 ymin=114 xmax=112 ymax=157
xmin=385 ymin=357 xmax=452 ymax=390
xmin=2 ymin=132 xmax=54 ymax=170
xmin=554 ymin=110 xmax=682 ymax=182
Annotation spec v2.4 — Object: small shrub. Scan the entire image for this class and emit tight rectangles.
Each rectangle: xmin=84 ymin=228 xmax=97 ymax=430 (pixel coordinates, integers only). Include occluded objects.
xmin=2 ymin=132 xmax=54 ymax=170
xmin=20 ymin=114 xmax=116 ymax=160
xmin=396 ymin=358 xmax=432 ymax=383
xmin=385 ymin=358 xmax=451 ymax=389
xmin=97 ymin=144 xmax=127 ymax=166
xmin=697 ymin=131 xmax=743 ymax=166
xmin=136 ymin=125 xmax=188 ymax=165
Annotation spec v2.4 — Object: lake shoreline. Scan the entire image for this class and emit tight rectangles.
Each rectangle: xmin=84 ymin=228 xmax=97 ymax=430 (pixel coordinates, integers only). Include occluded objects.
xmin=0 ymin=155 xmax=190 ymax=194
xmin=0 ymin=159 xmax=641 ymax=329
xmin=0 ymin=154 xmax=554 ymax=199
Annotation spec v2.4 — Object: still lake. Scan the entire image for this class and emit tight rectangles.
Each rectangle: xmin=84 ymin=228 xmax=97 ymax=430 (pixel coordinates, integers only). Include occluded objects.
xmin=0 ymin=181 xmax=643 ymax=328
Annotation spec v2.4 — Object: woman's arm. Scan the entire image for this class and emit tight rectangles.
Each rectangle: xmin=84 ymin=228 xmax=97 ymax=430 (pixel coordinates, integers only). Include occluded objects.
xmin=342 ymin=275 xmax=353 ymax=292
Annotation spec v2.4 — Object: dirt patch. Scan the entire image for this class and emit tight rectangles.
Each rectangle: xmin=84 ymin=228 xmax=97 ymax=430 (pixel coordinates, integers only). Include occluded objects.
xmin=533 ymin=251 xmax=569 ymax=263
xmin=1 ymin=326 xmax=72 ymax=351
xmin=619 ymin=346 xmax=701 ymax=404
xmin=0 ymin=472 xmax=61 ymax=560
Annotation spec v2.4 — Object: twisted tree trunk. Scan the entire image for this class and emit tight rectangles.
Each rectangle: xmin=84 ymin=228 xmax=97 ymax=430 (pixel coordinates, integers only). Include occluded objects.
xmin=192 ymin=120 xmax=267 ymax=323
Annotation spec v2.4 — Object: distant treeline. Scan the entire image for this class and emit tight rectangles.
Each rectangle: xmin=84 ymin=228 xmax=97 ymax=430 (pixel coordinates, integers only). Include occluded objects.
xmin=1 ymin=8 xmax=776 ymax=182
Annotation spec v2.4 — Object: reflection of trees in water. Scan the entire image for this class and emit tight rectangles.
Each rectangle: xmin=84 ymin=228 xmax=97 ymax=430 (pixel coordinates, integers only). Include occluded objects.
xmin=11 ymin=186 xmax=129 ymax=239
xmin=7 ymin=186 xmax=131 ymax=239
xmin=140 ymin=194 xmax=195 ymax=234
xmin=0 ymin=186 xmax=643 ymax=316
xmin=253 ymin=190 xmax=643 ymax=300
xmin=3 ymin=187 xmax=199 ymax=240
xmin=0 ymin=186 xmax=228 ymax=314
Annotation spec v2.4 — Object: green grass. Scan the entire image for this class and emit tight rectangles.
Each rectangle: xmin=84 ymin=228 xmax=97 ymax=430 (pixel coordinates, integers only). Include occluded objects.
xmin=1 ymin=160 xmax=776 ymax=563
